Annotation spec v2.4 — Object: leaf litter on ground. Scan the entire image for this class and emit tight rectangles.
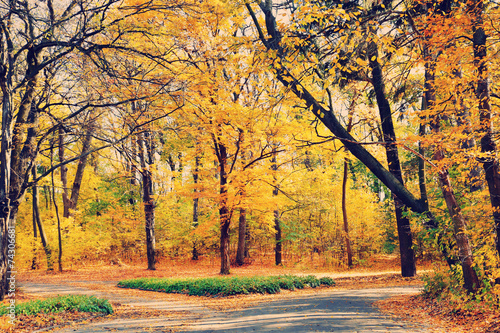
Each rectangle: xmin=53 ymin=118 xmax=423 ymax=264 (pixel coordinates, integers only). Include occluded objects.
xmin=14 ymin=256 xmax=495 ymax=332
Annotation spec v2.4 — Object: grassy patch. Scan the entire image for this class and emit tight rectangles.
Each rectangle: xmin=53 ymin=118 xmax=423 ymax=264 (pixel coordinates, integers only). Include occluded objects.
xmin=0 ymin=295 xmax=113 ymax=316
xmin=118 ymin=275 xmax=335 ymax=296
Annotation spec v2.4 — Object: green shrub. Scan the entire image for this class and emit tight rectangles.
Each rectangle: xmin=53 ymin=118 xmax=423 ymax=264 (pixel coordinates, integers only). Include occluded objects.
xmin=118 ymin=275 xmax=335 ymax=297
xmin=0 ymin=295 xmax=113 ymax=316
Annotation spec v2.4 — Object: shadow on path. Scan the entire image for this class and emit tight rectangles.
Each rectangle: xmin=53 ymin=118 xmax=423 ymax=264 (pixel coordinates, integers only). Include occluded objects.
xmin=185 ymin=287 xmax=428 ymax=333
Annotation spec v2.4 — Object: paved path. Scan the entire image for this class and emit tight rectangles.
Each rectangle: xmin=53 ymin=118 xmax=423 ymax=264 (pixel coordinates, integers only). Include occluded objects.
xmin=19 ymin=281 xmax=429 ymax=332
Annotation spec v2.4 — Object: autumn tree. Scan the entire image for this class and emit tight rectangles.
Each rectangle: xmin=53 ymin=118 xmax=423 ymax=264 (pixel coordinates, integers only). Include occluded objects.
xmin=244 ymin=0 xmax=426 ymax=276
xmin=0 ymin=0 xmax=187 ymax=298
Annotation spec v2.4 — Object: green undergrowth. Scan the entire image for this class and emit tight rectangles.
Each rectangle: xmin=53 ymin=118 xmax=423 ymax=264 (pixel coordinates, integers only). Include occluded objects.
xmin=0 ymin=295 xmax=113 ymax=316
xmin=117 ymin=275 xmax=335 ymax=296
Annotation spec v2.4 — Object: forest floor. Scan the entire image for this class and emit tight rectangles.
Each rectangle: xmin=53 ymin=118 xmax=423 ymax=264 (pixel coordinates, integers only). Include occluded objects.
xmin=5 ymin=255 xmax=500 ymax=332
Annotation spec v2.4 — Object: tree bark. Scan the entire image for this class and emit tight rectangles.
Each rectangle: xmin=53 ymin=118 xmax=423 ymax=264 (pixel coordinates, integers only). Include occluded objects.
xmin=58 ymin=126 xmax=70 ymax=218
xmin=368 ymin=40 xmax=416 ymax=277
xmin=272 ymin=148 xmax=282 ymax=265
xmin=138 ymin=132 xmax=156 ymax=270
xmin=452 ymin=69 xmax=483 ymax=192
xmin=217 ymin=142 xmax=231 ymax=275
xmin=192 ymin=154 xmax=200 ymax=261
xmin=32 ymin=167 xmax=53 ymax=271
xmin=341 ymin=97 xmax=356 ymax=269
xmin=246 ymin=3 xmax=428 ymax=218
xmin=424 ymin=47 xmax=479 ymax=293
xmin=65 ymin=120 xmax=95 ymax=217
xmin=471 ymin=0 xmax=500 ymax=259
xmin=51 ymin=155 xmax=63 ymax=273
xmin=244 ymin=223 xmax=251 ymax=258
xmin=341 ymin=159 xmax=353 ymax=268
xmin=236 ymin=208 xmax=247 ymax=266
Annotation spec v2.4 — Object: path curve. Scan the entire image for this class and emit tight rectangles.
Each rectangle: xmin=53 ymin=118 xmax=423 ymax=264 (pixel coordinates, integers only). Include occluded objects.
xmin=19 ymin=281 xmax=429 ymax=332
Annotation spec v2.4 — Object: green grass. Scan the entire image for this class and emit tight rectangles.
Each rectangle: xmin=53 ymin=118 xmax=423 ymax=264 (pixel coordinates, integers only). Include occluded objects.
xmin=0 ymin=295 xmax=113 ymax=316
xmin=118 ymin=275 xmax=335 ymax=297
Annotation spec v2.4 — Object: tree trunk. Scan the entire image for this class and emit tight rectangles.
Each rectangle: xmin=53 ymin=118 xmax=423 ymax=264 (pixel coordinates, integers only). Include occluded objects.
xmin=341 ymin=98 xmax=356 ymax=269
xmin=32 ymin=167 xmax=53 ymax=271
xmin=236 ymin=208 xmax=247 ymax=266
xmin=341 ymin=159 xmax=353 ymax=268
xmin=218 ymin=142 xmax=231 ymax=275
xmin=51 ymin=162 xmax=63 ymax=273
xmin=138 ymin=132 xmax=156 ymax=270
xmin=437 ymin=167 xmax=480 ymax=293
xmin=418 ymin=124 xmax=429 ymax=211
xmin=424 ymin=47 xmax=479 ymax=293
xmin=66 ymin=120 xmax=95 ymax=217
xmin=368 ymin=39 xmax=416 ymax=277
xmin=192 ymin=154 xmax=200 ymax=261
xmin=246 ymin=2 xmax=429 ymax=218
xmin=58 ymin=126 xmax=70 ymax=218
xmin=274 ymin=208 xmax=282 ymax=265
xmin=453 ymin=69 xmax=483 ymax=192
xmin=272 ymin=148 xmax=282 ymax=265
xmin=471 ymin=0 xmax=500 ymax=259
xmin=32 ymin=169 xmax=39 ymax=270
xmin=244 ymin=223 xmax=251 ymax=258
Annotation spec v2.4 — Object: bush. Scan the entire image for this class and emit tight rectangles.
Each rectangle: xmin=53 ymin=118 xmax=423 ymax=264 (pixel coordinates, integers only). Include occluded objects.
xmin=0 ymin=295 xmax=113 ymax=316
xmin=118 ymin=275 xmax=335 ymax=297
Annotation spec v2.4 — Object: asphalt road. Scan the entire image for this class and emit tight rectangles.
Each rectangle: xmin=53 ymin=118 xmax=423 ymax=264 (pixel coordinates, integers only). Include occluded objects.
xmin=20 ymin=282 xmax=429 ymax=332
xmin=184 ymin=287 xmax=427 ymax=333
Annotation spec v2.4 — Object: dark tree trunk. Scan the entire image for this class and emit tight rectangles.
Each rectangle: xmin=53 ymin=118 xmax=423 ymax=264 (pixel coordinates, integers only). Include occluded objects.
xmin=51 ymin=159 xmax=63 ymax=273
xmin=274 ymin=208 xmax=282 ymax=265
xmin=0 ymin=43 xmax=41 ymax=295
xmin=341 ymin=159 xmax=353 ymax=268
xmin=218 ymin=142 xmax=231 ymax=275
xmin=44 ymin=185 xmax=51 ymax=209
xmin=32 ymin=167 xmax=53 ymax=271
xmin=0 ymin=65 xmax=13 ymax=302
xmin=244 ymin=223 xmax=251 ymax=258
xmin=424 ymin=46 xmax=479 ymax=293
xmin=246 ymin=2 xmax=429 ymax=219
xmin=65 ymin=120 xmax=95 ymax=217
xmin=471 ymin=0 xmax=500 ymax=259
xmin=58 ymin=126 xmax=70 ymax=218
xmin=368 ymin=40 xmax=416 ymax=277
xmin=138 ymin=132 xmax=156 ymax=270
xmin=453 ymin=69 xmax=483 ymax=192
xmin=236 ymin=208 xmax=247 ymax=266
xmin=192 ymin=154 xmax=200 ymax=261
xmin=418 ymin=124 xmax=429 ymax=211
xmin=341 ymin=102 xmax=356 ymax=269
xmin=437 ymin=166 xmax=480 ymax=293
xmin=32 ymin=167 xmax=39 ymax=270
xmin=272 ymin=148 xmax=282 ymax=265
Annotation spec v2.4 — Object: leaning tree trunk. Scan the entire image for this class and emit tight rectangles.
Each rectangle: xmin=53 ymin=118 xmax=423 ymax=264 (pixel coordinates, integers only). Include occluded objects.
xmin=471 ymin=0 xmax=500 ymax=259
xmin=65 ymin=119 xmax=95 ymax=217
xmin=368 ymin=39 xmax=416 ymax=277
xmin=424 ymin=47 xmax=479 ymax=293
